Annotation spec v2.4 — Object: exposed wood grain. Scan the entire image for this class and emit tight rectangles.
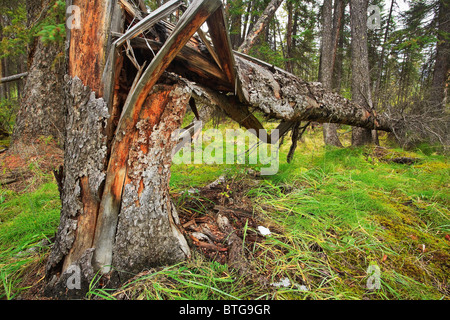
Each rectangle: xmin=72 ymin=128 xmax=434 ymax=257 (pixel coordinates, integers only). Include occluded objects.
xmin=206 ymin=7 xmax=248 ymax=102
xmin=93 ymin=0 xmax=222 ymax=274
xmin=206 ymin=7 xmax=235 ymax=85
xmin=62 ymin=176 xmax=99 ymax=272
xmin=68 ymin=0 xmax=109 ymax=95
xmin=115 ymin=0 xmax=182 ymax=48
xmin=123 ymin=36 xmax=232 ymax=90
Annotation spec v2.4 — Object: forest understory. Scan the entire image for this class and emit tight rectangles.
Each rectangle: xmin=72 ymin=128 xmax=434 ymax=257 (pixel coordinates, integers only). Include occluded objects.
xmin=0 ymin=121 xmax=448 ymax=300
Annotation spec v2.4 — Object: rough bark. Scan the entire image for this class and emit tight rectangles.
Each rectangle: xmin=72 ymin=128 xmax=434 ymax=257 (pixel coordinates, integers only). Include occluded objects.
xmin=11 ymin=40 xmax=66 ymax=147
xmin=111 ymin=84 xmax=191 ymax=277
xmin=45 ymin=0 xmax=123 ymax=296
xmin=235 ymin=56 xmax=391 ymax=131
xmin=374 ymin=0 xmax=394 ymax=109
xmin=46 ymin=0 xmax=229 ymax=297
xmin=320 ymin=0 xmax=343 ymax=147
xmin=350 ymin=0 xmax=374 ymax=146
xmin=45 ymin=77 xmax=109 ymax=297
xmin=11 ymin=0 xmax=66 ymax=147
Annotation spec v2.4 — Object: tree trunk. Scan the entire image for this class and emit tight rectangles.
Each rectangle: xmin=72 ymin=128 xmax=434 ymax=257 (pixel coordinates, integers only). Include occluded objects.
xmin=234 ymin=54 xmax=392 ymax=131
xmin=374 ymin=0 xmax=394 ymax=109
xmin=350 ymin=0 xmax=374 ymax=146
xmin=229 ymin=0 xmax=243 ymax=49
xmin=320 ymin=0 xmax=343 ymax=147
xmin=0 ymin=13 xmax=5 ymax=101
xmin=285 ymin=0 xmax=293 ymax=73
xmin=11 ymin=40 xmax=66 ymax=147
xmin=241 ymin=0 xmax=253 ymax=41
xmin=238 ymin=0 xmax=284 ymax=54
xmin=430 ymin=0 xmax=450 ymax=111
xmin=10 ymin=0 xmax=66 ymax=148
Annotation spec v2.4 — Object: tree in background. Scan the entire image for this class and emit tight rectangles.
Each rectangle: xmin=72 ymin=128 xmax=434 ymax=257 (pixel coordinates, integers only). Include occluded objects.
xmin=350 ymin=0 xmax=375 ymax=146
xmin=11 ymin=0 xmax=66 ymax=148
xmin=0 ymin=0 xmax=28 ymax=136
xmin=379 ymin=0 xmax=449 ymax=147
xmin=319 ymin=0 xmax=344 ymax=147
xmin=429 ymin=0 xmax=449 ymax=111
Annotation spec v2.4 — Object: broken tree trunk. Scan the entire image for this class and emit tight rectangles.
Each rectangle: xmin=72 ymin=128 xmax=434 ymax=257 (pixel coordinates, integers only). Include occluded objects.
xmin=110 ymin=83 xmax=191 ymax=277
xmin=44 ymin=0 xmax=396 ymax=298
xmin=45 ymin=0 xmax=209 ymax=297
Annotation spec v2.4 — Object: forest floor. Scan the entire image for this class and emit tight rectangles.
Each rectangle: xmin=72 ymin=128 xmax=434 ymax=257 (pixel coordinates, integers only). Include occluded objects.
xmin=0 ymin=120 xmax=448 ymax=300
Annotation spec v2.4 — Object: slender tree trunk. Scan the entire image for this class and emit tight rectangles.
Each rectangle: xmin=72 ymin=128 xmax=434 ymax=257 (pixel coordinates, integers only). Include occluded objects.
xmin=350 ymin=0 xmax=373 ymax=146
xmin=2 ymin=56 xmax=10 ymax=100
xmin=11 ymin=40 xmax=66 ymax=146
xmin=374 ymin=0 xmax=394 ymax=109
xmin=290 ymin=7 xmax=300 ymax=73
xmin=0 ymin=14 xmax=5 ymax=100
xmin=320 ymin=0 xmax=343 ymax=147
xmin=229 ymin=0 xmax=243 ymax=49
xmin=285 ymin=0 xmax=293 ymax=73
xmin=241 ymin=0 xmax=253 ymax=40
xmin=238 ymin=0 xmax=284 ymax=54
xmin=430 ymin=0 xmax=450 ymax=111
xmin=0 ymin=60 xmax=4 ymax=100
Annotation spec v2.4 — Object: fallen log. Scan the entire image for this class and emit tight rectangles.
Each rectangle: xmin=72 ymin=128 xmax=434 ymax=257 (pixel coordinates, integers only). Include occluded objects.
xmin=0 ymin=72 xmax=28 ymax=84
xmin=235 ymin=56 xmax=392 ymax=132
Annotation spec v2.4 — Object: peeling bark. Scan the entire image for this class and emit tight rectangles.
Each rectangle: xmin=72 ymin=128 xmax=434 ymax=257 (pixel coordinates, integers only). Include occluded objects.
xmin=112 ymin=84 xmax=191 ymax=278
xmin=235 ymin=57 xmax=391 ymax=131
xmin=45 ymin=77 xmax=109 ymax=295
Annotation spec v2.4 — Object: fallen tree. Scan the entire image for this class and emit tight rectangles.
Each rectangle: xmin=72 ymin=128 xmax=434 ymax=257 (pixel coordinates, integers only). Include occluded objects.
xmin=44 ymin=0 xmax=395 ymax=298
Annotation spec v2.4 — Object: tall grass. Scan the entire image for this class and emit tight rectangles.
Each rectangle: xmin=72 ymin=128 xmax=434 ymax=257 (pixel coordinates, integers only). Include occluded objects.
xmin=0 ymin=182 xmax=60 ymax=299
xmin=0 ymin=123 xmax=448 ymax=300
